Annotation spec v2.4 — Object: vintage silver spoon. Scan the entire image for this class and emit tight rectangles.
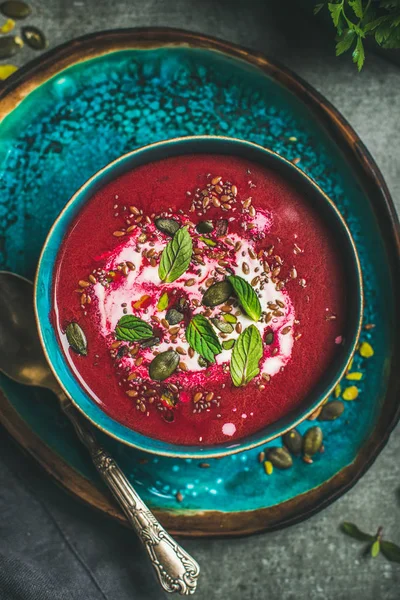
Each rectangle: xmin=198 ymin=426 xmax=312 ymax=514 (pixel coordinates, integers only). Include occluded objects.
xmin=0 ymin=271 xmax=200 ymax=596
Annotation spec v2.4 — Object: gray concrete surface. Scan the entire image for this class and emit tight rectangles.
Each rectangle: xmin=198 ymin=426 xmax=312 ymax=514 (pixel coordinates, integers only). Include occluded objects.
xmin=4 ymin=1 xmax=400 ymax=599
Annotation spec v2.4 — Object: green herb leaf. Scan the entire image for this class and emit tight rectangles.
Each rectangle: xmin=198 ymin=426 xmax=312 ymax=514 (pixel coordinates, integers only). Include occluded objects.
xmin=352 ymin=35 xmax=365 ymax=70
xmin=341 ymin=522 xmax=374 ymax=542
xmin=348 ymin=0 xmax=363 ymax=18
xmin=371 ymin=540 xmax=380 ymax=558
xmin=66 ymin=322 xmax=87 ymax=356
xmin=381 ymin=541 xmax=400 ymax=563
xmin=230 ymin=325 xmax=263 ymax=387
xmin=158 ymin=227 xmax=193 ymax=283
xmin=336 ymin=29 xmax=356 ymax=55
xmin=227 ymin=275 xmax=262 ymax=321
xmin=157 ymin=292 xmax=169 ymax=311
xmin=328 ymin=2 xmax=343 ymax=27
xmin=314 ymin=3 xmax=325 ymax=15
xmin=186 ymin=314 xmax=222 ymax=364
xmin=115 ymin=315 xmax=153 ymax=342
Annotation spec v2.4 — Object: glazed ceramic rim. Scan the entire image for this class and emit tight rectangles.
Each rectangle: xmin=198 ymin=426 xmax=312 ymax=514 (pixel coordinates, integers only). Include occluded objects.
xmin=34 ymin=135 xmax=363 ymax=459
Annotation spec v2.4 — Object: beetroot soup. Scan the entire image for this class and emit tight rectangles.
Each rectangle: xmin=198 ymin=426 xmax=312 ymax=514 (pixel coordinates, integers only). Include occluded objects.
xmin=53 ymin=154 xmax=346 ymax=446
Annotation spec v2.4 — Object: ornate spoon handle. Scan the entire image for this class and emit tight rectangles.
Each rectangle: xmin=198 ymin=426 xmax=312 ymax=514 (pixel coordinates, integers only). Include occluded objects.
xmin=59 ymin=394 xmax=200 ymax=595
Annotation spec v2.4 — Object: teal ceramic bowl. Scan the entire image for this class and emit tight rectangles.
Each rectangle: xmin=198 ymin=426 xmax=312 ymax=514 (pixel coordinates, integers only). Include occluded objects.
xmin=34 ymin=136 xmax=363 ymax=459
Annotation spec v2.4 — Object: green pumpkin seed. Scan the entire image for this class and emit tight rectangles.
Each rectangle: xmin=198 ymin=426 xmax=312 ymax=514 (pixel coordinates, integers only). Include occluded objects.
xmin=222 ymin=339 xmax=235 ymax=350
xmin=140 ymin=336 xmax=160 ymax=348
xmin=198 ymin=355 xmax=208 ymax=368
xmin=0 ymin=35 xmax=22 ymax=58
xmin=303 ymin=426 xmax=323 ymax=456
xmin=202 ymin=280 xmax=233 ymax=307
xmin=66 ymin=322 xmax=87 ymax=356
xmin=165 ymin=308 xmax=184 ymax=325
xmin=199 ymin=236 xmax=217 ymax=247
xmin=211 ymin=318 xmax=234 ymax=334
xmin=161 ymin=389 xmax=177 ymax=408
xmin=21 ymin=25 xmax=47 ymax=50
xmin=0 ymin=1 xmax=31 ymax=19
xmin=282 ymin=429 xmax=302 ymax=455
xmin=222 ymin=313 xmax=237 ymax=324
xmin=148 ymin=350 xmax=179 ymax=381
xmin=265 ymin=331 xmax=274 ymax=345
xmin=318 ymin=400 xmax=345 ymax=421
xmin=215 ymin=219 xmax=228 ymax=237
xmin=196 ymin=220 xmax=214 ymax=234
xmin=266 ymin=447 xmax=293 ymax=469
xmin=155 ymin=217 xmax=180 ymax=237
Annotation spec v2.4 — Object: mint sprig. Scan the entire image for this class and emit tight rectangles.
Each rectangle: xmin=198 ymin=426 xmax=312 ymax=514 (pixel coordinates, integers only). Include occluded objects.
xmin=159 ymin=227 xmax=193 ymax=283
xmin=230 ymin=325 xmax=263 ymax=386
xmin=227 ymin=275 xmax=261 ymax=322
xmin=115 ymin=315 xmax=153 ymax=342
xmin=186 ymin=314 xmax=222 ymax=364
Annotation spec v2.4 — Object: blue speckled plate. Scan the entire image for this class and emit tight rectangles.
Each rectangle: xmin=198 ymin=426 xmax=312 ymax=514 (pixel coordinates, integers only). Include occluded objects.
xmin=0 ymin=29 xmax=399 ymax=537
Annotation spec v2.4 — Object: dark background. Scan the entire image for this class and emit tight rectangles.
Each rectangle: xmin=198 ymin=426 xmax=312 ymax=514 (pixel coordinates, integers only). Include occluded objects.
xmin=1 ymin=1 xmax=399 ymax=599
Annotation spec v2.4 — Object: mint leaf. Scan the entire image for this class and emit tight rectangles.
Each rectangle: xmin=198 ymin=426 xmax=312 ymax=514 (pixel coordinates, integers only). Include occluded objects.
xmin=186 ymin=314 xmax=222 ymax=364
xmin=157 ymin=291 xmax=169 ymax=311
xmin=328 ymin=2 xmax=343 ymax=27
xmin=66 ymin=322 xmax=87 ymax=356
xmin=230 ymin=325 xmax=263 ymax=387
xmin=381 ymin=541 xmax=400 ymax=563
xmin=115 ymin=315 xmax=153 ymax=342
xmin=227 ymin=275 xmax=262 ymax=321
xmin=336 ymin=29 xmax=356 ymax=55
xmin=341 ymin=522 xmax=374 ymax=542
xmin=159 ymin=227 xmax=193 ymax=283
xmin=352 ymin=36 xmax=365 ymax=70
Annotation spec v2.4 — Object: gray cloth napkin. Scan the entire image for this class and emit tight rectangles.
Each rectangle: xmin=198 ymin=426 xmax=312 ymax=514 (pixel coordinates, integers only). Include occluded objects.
xmin=0 ymin=427 xmax=164 ymax=600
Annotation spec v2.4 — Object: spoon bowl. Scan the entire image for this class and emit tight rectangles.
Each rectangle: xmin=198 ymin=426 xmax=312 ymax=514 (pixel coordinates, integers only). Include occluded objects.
xmin=0 ymin=271 xmax=58 ymax=392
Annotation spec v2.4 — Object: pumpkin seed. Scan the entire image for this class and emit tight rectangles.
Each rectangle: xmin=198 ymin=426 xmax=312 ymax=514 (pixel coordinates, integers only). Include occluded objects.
xmin=65 ymin=322 xmax=87 ymax=356
xmin=318 ymin=400 xmax=345 ymax=421
xmin=148 ymin=350 xmax=179 ymax=381
xmin=222 ymin=313 xmax=237 ymax=324
xmin=21 ymin=25 xmax=47 ymax=50
xmin=222 ymin=339 xmax=235 ymax=350
xmin=211 ymin=318 xmax=234 ymax=334
xmin=215 ymin=219 xmax=228 ymax=237
xmin=265 ymin=331 xmax=274 ymax=345
xmin=266 ymin=447 xmax=293 ymax=469
xmin=198 ymin=356 xmax=208 ymax=368
xmin=0 ymin=1 xmax=31 ymax=19
xmin=0 ymin=18 xmax=15 ymax=33
xmin=165 ymin=308 xmax=184 ymax=325
xmin=0 ymin=63 xmax=17 ymax=79
xmin=0 ymin=35 xmax=22 ymax=58
xmin=342 ymin=386 xmax=359 ymax=401
xmin=140 ymin=336 xmax=160 ymax=348
xmin=282 ymin=429 xmax=302 ymax=455
xmin=199 ymin=235 xmax=217 ymax=247
xmin=359 ymin=341 xmax=374 ymax=358
xmin=202 ymin=280 xmax=233 ymax=307
xmin=264 ymin=460 xmax=273 ymax=475
xmin=196 ymin=220 xmax=214 ymax=234
xmin=303 ymin=426 xmax=323 ymax=456
xmin=155 ymin=217 xmax=180 ymax=237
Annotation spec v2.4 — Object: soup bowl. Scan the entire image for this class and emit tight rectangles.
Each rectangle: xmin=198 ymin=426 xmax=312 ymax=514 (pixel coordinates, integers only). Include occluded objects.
xmin=35 ymin=136 xmax=363 ymax=458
